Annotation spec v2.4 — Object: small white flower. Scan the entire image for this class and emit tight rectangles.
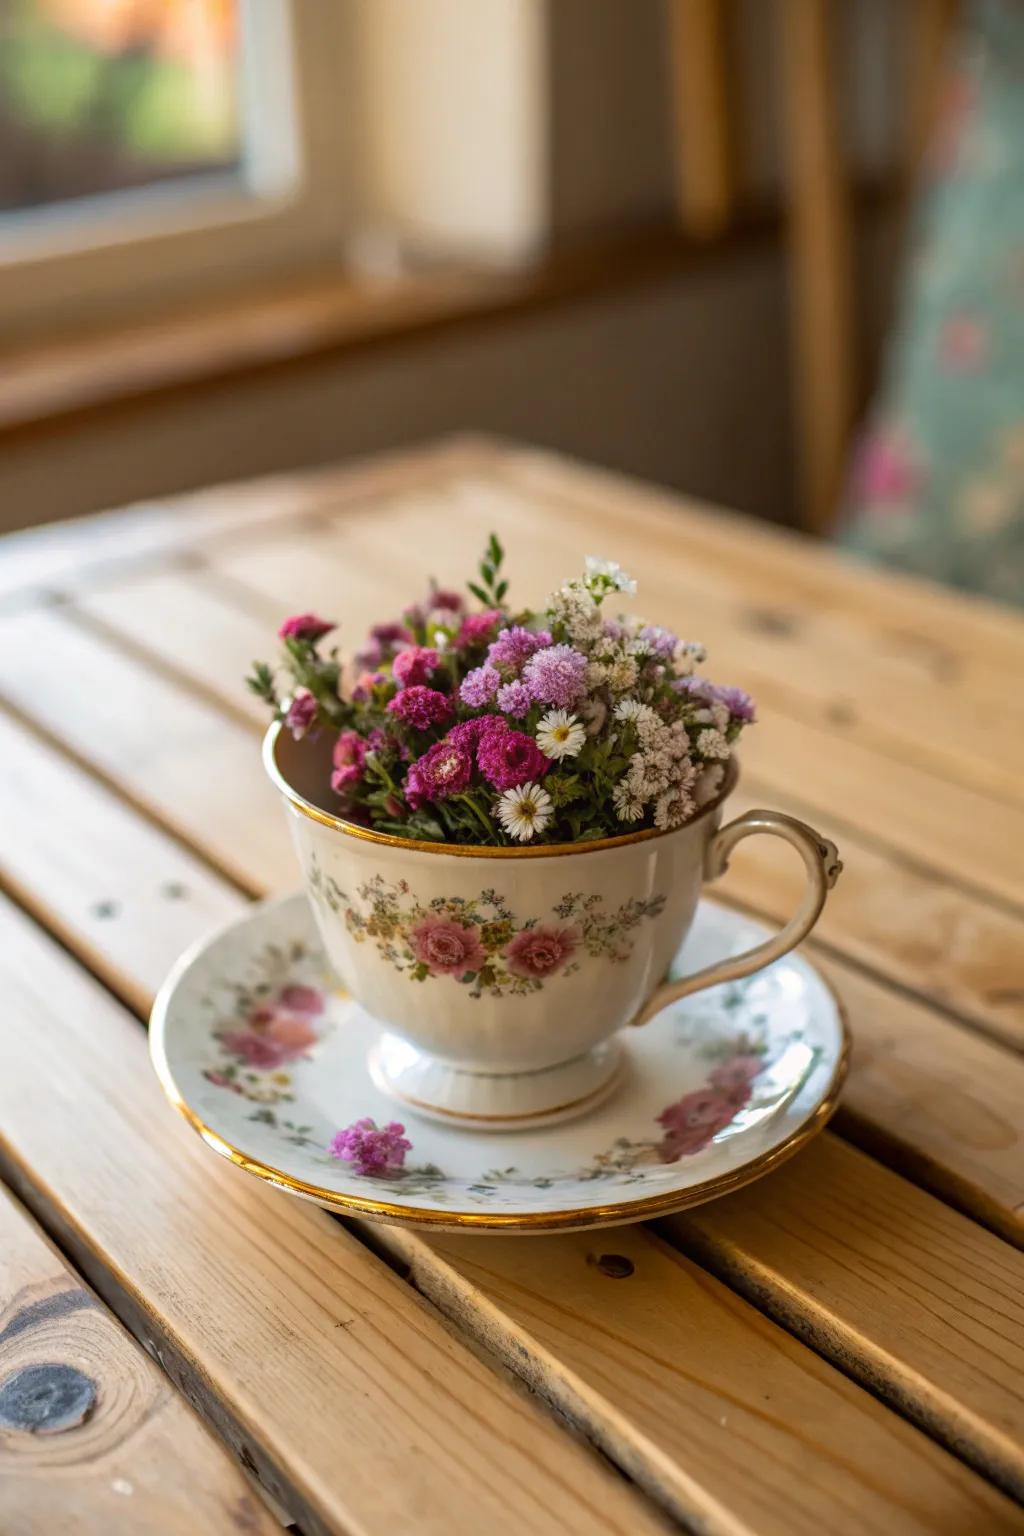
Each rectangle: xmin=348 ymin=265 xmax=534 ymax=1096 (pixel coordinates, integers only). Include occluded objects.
xmin=495 ymin=782 xmax=554 ymax=841
xmin=654 ymin=787 xmax=695 ymax=830
xmin=609 ymin=656 xmax=638 ymax=692
xmin=614 ymin=698 xmax=656 ymax=726
xmin=613 ymin=780 xmax=646 ymax=822
xmin=536 ymin=709 xmax=586 ymax=760
xmin=697 ymin=728 xmax=730 ymax=760
xmin=694 ymin=763 xmax=726 ymax=806
xmin=585 ymin=556 xmax=637 ymax=595
xmin=581 ymin=697 xmax=607 ymax=736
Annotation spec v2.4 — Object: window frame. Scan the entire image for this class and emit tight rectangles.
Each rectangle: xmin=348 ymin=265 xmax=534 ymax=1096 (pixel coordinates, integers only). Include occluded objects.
xmin=0 ymin=1 xmax=357 ymax=340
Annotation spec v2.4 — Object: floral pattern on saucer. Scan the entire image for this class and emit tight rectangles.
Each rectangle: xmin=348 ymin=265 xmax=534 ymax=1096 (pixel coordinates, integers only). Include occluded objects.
xmin=307 ymin=862 xmax=665 ymax=998
xmin=152 ymin=893 xmax=846 ymax=1230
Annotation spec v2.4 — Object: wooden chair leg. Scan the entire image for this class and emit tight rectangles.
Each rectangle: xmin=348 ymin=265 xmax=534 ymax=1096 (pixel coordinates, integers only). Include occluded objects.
xmin=668 ymin=0 xmax=738 ymax=237
xmin=779 ymin=0 xmax=857 ymax=535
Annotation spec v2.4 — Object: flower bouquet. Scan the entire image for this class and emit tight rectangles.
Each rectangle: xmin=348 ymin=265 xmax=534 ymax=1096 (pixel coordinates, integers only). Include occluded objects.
xmin=248 ymin=536 xmax=755 ymax=847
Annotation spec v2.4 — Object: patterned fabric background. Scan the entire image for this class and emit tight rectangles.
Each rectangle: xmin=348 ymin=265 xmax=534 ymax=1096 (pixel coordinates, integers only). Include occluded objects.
xmin=841 ymin=0 xmax=1024 ymax=607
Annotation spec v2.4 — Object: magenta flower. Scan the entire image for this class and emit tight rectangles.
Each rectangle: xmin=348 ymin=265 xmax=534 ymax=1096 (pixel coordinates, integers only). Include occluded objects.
xmin=404 ymin=739 xmax=472 ymax=807
xmin=853 ymin=429 xmax=921 ymax=508
xmin=455 ymin=610 xmax=502 ymax=648
xmin=487 ymin=626 xmax=552 ymax=671
xmin=708 ymin=1054 xmax=762 ymax=1104
xmin=459 ymin=665 xmax=501 ymax=708
xmin=503 ymin=924 xmax=579 ymax=979
xmin=409 ymin=916 xmax=486 ymax=976
xmin=715 ymin=686 xmax=756 ymax=723
xmin=331 ymin=730 xmax=368 ymax=795
xmin=656 ymin=1088 xmax=738 ymax=1159
xmin=278 ymin=984 xmax=324 ymax=1014
xmin=447 ymin=718 xmax=491 ymax=751
xmin=355 ymin=621 xmax=412 ymax=670
xmin=496 ymin=680 xmax=533 ymax=717
xmin=284 ymin=689 xmax=317 ymax=739
xmin=387 ymin=686 xmax=453 ymax=730
xmin=430 ymin=588 xmax=464 ymax=613
xmin=329 ymin=1117 xmax=412 ymax=1177
xmin=278 ymin=613 xmax=335 ymax=642
xmin=392 ymin=646 xmax=441 ymax=689
xmin=220 ymin=1014 xmax=316 ymax=1068
xmin=477 ymin=724 xmax=549 ymax=790
xmin=521 ymin=644 xmax=588 ymax=708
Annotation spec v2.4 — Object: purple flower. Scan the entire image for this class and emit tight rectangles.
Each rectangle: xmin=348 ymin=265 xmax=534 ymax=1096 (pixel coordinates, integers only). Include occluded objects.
xmin=455 ymin=610 xmax=502 ymax=649
xmin=392 ymin=646 xmax=440 ymax=688
xmin=278 ymin=612 xmax=335 ymax=642
xmin=477 ymin=725 xmax=549 ymax=791
xmin=329 ymin=1117 xmax=412 ymax=1177
xmin=521 ymin=644 xmax=588 ymax=709
xmin=404 ymin=739 xmax=473 ymax=806
xmin=487 ymin=626 xmax=552 ymax=671
xmin=331 ymin=730 xmax=368 ymax=796
xmin=716 ymin=686 xmax=757 ymax=723
xmin=638 ymin=624 xmax=679 ymax=660
xmin=387 ymin=686 xmax=453 ymax=731
xmin=459 ymin=664 xmax=501 ymax=708
xmin=284 ymin=689 xmax=317 ymax=739
xmin=496 ymin=680 xmax=533 ymax=717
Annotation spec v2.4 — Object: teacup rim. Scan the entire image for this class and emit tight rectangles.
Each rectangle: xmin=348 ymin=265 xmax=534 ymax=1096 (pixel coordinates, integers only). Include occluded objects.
xmin=263 ymin=721 xmax=738 ymax=859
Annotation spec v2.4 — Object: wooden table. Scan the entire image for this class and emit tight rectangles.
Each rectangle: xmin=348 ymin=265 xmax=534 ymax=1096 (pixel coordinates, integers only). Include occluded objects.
xmin=1 ymin=436 xmax=1022 ymax=1535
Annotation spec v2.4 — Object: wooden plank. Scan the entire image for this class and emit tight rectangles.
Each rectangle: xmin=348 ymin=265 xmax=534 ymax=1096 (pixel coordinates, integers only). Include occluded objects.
xmin=664 ymin=1135 xmax=1024 ymax=1500
xmin=366 ymin=1221 xmax=1024 ymax=1534
xmin=780 ymin=0 xmax=857 ymax=532
xmin=668 ymin=0 xmax=738 ymax=237
xmin=906 ymin=0 xmax=959 ymax=174
xmin=0 ymin=1183 xmax=282 ymax=1536
xmin=0 ymin=896 xmax=674 ymax=1536
xmin=2 ymin=596 xmax=1023 ymax=1241
xmin=3 ymin=715 xmax=1024 ymax=1522
xmin=492 ymin=444 xmax=1024 ymax=696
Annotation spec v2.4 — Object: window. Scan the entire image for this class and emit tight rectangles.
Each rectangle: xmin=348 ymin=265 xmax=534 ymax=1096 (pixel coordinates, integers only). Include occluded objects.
xmin=0 ymin=0 xmax=353 ymax=338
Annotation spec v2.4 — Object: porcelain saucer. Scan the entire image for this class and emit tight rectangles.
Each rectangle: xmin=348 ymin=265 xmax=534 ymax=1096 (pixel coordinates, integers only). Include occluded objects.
xmin=150 ymin=893 xmax=849 ymax=1234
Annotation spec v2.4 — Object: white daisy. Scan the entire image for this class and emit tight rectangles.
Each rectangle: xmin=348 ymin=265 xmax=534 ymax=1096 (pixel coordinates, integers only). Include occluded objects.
xmin=614 ymin=698 xmax=656 ymax=726
xmin=536 ymin=709 xmax=586 ymax=760
xmin=495 ymin=782 xmax=554 ymax=841
xmin=613 ymin=781 xmax=646 ymax=822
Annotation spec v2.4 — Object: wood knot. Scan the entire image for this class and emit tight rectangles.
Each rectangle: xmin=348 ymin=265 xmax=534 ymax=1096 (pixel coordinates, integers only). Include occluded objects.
xmin=0 ymin=1363 xmax=97 ymax=1435
xmin=588 ymin=1253 xmax=635 ymax=1279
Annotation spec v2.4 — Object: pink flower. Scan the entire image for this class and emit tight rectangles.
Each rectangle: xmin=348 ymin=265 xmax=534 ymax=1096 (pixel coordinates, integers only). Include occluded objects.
xmin=447 ymin=718 xmax=491 ymax=751
xmin=265 ymin=1013 xmax=318 ymax=1053
xmin=456 ymin=610 xmax=502 ymax=648
xmin=404 ymin=739 xmax=472 ymax=807
xmin=279 ymin=984 xmax=323 ymax=1014
xmin=656 ymin=1088 xmax=739 ymax=1159
xmin=329 ymin=1117 xmax=412 ymax=1177
xmin=487 ymin=626 xmax=551 ymax=671
xmin=284 ymin=689 xmax=317 ymax=739
xmin=459 ymin=665 xmax=500 ymax=708
xmin=496 ymin=680 xmax=532 ymax=717
xmin=503 ymin=924 xmax=579 ymax=979
xmin=708 ymin=1054 xmax=762 ymax=1103
xmin=331 ymin=730 xmax=368 ymax=796
xmin=387 ymin=686 xmax=453 ymax=731
xmin=521 ymin=644 xmax=588 ymax=708
xmin=409 ymin=916 xmax=486 ymax=976
xmin=853 ymin=429 xmax=921 ymax=509
xmin=430 ymin=588 xmax=464 ymax=613
xmin=219 ymin=1032 xmax=291 ymax=1069
xmin=355 ymin=622 xmax=411 ymax=670
xmin=392 ymin=646 xmax=441 ymax=688
xmin=278 ymin=613 xmax=335 ymax=642
xmin=477 ymin=724 xmax=549 ymax=790
xmin=938 ymin=313 xmax=989 ymax=373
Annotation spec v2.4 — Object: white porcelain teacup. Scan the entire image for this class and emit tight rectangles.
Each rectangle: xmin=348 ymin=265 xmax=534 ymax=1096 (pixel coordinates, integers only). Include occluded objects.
xmin=266 ymin=723 xmax=841 ymax=1128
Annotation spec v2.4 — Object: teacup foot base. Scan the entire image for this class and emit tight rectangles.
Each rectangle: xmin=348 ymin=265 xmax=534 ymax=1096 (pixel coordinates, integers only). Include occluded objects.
xmin=368 ymin=1033 xmax=624 ymax=1132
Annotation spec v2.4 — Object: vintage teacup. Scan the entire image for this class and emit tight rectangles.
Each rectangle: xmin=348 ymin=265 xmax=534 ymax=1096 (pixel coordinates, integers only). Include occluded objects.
xmin=266 ymin=723 xmax=842 ymax=1128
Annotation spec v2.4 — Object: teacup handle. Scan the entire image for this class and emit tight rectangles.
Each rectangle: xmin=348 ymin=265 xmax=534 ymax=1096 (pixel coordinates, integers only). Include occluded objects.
xmin=630 ymin=810 xmax=842 ymax=1028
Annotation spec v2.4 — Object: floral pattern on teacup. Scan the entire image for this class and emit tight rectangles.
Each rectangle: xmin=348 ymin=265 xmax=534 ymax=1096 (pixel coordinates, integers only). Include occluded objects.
xmin=307 ymin=865 xmax=666 ymax=998
xmin=201 ymin=947 xmax=326 ymax=1105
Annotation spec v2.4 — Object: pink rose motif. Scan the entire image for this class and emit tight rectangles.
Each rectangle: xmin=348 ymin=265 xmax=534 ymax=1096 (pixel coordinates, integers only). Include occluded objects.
xmin=708 ymin=1054 xmax=762 ymax=1106
xmin=938 ymin=314 xmax=990 ymax=373
xmin=503 ymin=924 xmax=580 ymax=979
xmin=220 ymin=1030 xmax=294 ymax=1069
xmin=409 ymin=916 xmax=486 ymax=977
xmin=279 ymin=984 xmax=323 ymax=1014
xmin=852 ymin=429 xmax=921 ymax=511
xmin=656 ymin=1088 xmax=739 ymax=1159
xmin=265 ymin=1013 xmax=318 ymax=1054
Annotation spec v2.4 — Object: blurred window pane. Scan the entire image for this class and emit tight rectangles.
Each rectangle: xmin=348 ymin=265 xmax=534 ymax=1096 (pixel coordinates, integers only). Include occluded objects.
xmin=0 ymin=0 xmax=241 ymax=215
